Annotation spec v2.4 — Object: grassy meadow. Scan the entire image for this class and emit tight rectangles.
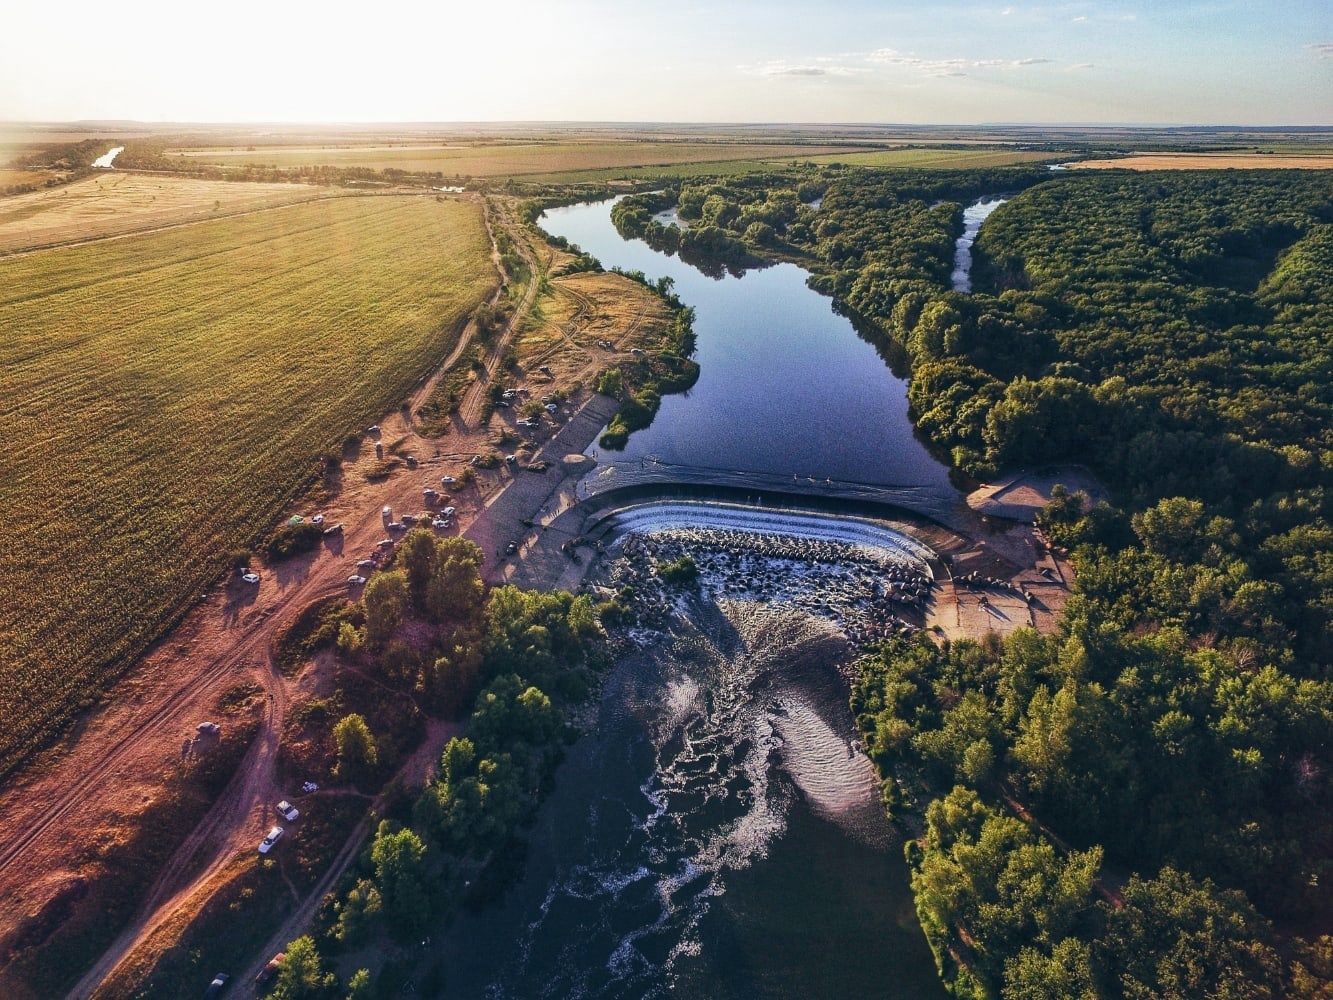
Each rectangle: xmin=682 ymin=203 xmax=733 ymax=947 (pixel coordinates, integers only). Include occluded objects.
xmin=166 ymin=140 xmax=876 ymax=177
xmin=519 ymin=146 xmax=1064 ymax=183
xmin=1070 ymin=152 xmax=1333 ymax=170
xmin=0 ymin=195 xmax=496 ymax=778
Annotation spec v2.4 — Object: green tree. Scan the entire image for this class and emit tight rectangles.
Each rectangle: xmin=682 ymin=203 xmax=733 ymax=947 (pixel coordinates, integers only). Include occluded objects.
xmin=1002 ymin=938 xmax=1097 ymax=1000
xmin=363 ymin=570 xmax=408 ymax=648
xmin=333 ymin=879 xmax=382 ymax=945
xmin=332 ymin=713 xmax=379 ymax=784
xmin=370 ymin=823 xmax=432 ymax=936
xmin=267 ymin=935 xmax=335 ymax=999
xmin=1099 ymin=868 xmax=1285 ymax=999
xmin=345 ymin=969 xmax=373 ymax=1000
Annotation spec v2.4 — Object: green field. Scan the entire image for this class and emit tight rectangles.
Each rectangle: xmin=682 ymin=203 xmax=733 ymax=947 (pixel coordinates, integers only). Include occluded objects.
xmin=167 ymin=140 xmax=877 ymax=177
xmin=522 ymin=146 xmax=1065 ymax=184
xmin=0 ymin=195 xmax=495 ymax=777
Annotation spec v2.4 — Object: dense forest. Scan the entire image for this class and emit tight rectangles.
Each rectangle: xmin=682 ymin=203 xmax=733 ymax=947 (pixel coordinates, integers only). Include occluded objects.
xmin=615 ymin=168 xmax=1333 ymax=996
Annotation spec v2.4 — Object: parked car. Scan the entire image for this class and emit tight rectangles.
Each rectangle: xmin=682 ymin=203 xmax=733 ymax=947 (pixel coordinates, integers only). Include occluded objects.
xmin=311 ymin=514 xmax=325 ymax=526
xmin=347 ymin=575 xmax=367 ymax=586
xmin=441 ymin=506 xmax=456 ymax=516
xmin=376 ymin=538 xmax=394 ymax=550
xmin=357 ymin=559 xmax=377 ymax=570
xmin=441 ymin=475 xmax=457 ymax=485
xmin=546 ymin=403 xmax=559 ymax=413
xmin=258 ymin=826 xmax=284 ymax=854
xmin=256 ymin=954 xmax=285 ymax=984
xmin=382 ymin=505 xmax=393 ymax=517
xmin=505 ymin=455 xmax=517 ymax=465
xmin=366 ymin=424 xmax=380 ymax=434
xmin=323 ymin=523 xmax=344 ymax=535
xmin=432 ymin=518 xmax=451 ymax=529
xmin=402 ymin=514 xmax=418 ymax=525
xmin=276 ymin=800 xmax=300 ymax=822
xmin=241 ymin=572 xmax=260 ymax=585
xmin=196 ymin=721 xmax=220 ymax=736
xmin=203 ymin=971 xmax=230 ymax=998
xmin=301 ymin=781 xmax=319 ymax=793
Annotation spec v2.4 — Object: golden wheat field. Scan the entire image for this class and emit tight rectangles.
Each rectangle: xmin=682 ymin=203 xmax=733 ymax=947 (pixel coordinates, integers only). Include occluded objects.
xmin=0 ymin=173 xmax=336 ymax=254
xmin=0 ymin=195 xmax=495 ymax=776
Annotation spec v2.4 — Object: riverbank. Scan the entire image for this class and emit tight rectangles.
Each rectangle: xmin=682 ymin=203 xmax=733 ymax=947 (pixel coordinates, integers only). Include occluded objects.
xmin=422 ymin=594 xmax=947 ymax=998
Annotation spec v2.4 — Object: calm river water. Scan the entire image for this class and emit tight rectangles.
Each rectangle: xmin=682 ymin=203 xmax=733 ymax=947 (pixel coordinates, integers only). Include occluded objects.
xmin=429 ymin=200 xmax=954 ymax=998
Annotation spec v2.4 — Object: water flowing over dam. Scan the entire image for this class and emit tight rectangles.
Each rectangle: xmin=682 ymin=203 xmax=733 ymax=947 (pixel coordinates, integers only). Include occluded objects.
xmin=430 ymin=199 xmax=953 ymax=997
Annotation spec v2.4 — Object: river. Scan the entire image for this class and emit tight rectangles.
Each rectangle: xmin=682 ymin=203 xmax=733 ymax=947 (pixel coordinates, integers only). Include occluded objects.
xmin=428 ymin=199 xmax=961 ymax=997
xmin=545 ymin=199 xmax=956 ymax=494
xmin=950 ymin=197 xmax=1007 ymax=293
xmin=91 ymin=146 xmax=124 ymax=169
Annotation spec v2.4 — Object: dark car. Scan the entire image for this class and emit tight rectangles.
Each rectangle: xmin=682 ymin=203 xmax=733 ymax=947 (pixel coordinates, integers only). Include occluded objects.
xmin=203 ymin=972 xmax=230 ymax=998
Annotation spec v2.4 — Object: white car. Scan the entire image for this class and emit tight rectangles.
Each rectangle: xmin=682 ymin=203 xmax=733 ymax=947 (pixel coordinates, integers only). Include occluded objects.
xmin=545 ymin=403 xmax=558 ymax=413
xmin=301 ymin=781 xmax=319 ymax=793
xmin=432 ymin=518 xmax=451 ymax=529
xmin=241 ymin=572 xmax=260 ymax=584
xmin=367 ymin=424 xmax=380 ymax=434
xmin=382 ymin=505 xmax=393 ymax=517
xmin=376 ymin=538 xmax=394 ymax=549
xmin=258 ymin=826 xmax=284 ymax=854
xmin=441 ymin=506 xmax=456 ymax=516
xmin=311 ymin=514 xmax=325 ymax=526
xmin=347 ymin=575 xmax=367 ymax=586
xmin=196 ymin=721 xmax=220 ymax=735
xmin=276 ymin=800 xmax=300 ymax=822
xmin=357 ymin=558 xmax=377 ymax=570
xmin=441 ymin=476 xmax=457 ymax=485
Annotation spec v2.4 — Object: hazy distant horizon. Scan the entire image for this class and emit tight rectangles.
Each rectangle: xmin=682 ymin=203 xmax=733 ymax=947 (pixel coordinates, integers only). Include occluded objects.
xmin=3 ymin=1 xmax=1329 ymax=126
xmin=6 ymin=120 xmax=1330 ymax=132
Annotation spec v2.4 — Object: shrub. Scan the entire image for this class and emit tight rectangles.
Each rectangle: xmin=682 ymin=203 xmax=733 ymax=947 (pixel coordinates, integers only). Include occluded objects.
xmin=266 ymin=522 xmax=324 ymax=561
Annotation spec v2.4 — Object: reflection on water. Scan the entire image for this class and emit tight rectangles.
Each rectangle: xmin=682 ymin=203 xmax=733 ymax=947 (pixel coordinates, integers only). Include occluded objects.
xmin=951 ymin=196 xmax=1007 ymax=293
xmin=426 ymin=199 xmax=954 ymax=999
xmin=540 ymin=200 xmax=956 ymax=494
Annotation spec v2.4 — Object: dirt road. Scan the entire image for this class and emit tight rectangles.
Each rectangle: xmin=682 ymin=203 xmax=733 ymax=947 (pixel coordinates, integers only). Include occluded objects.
xmin=0 ymin=198 xmax=667 ymax=1000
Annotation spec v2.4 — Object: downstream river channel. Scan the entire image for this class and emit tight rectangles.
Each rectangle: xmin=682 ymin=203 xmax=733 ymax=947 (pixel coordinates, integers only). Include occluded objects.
xmin=431 ymin=199 xmax=955 ymax=997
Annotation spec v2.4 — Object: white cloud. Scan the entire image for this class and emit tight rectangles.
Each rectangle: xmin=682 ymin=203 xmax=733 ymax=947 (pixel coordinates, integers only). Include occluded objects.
xmin=1072 ymin=15 xmax=1088 ymax=22
xmin=744 ymin=59 xmax=866 ymax=79
xmin=867 ymin=48 xmax=1055 ymax=77
xmin=1306 ymin=42 xmax=1333 ymax=59
xmin=1064 ymin=62 xmax=1095 ymax=71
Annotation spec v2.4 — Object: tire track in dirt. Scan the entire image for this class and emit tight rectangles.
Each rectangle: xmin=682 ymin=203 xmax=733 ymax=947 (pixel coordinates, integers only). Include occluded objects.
xmin=50 ymin=193 xmax=515 ymax=1000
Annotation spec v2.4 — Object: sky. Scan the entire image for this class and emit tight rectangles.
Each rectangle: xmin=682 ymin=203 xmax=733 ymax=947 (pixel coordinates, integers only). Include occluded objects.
xmin=1 ymin=0 xmax=1329 ymax=124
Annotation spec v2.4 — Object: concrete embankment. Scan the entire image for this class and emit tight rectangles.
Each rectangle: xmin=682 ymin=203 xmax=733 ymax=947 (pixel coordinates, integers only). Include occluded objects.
xmin=464 ymin=393 xmax=620 ymax=590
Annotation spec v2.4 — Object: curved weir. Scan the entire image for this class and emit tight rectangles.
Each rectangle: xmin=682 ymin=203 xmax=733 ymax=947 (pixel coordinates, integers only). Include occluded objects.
xmin=593 ymin=499 xmax=938 ymax=569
